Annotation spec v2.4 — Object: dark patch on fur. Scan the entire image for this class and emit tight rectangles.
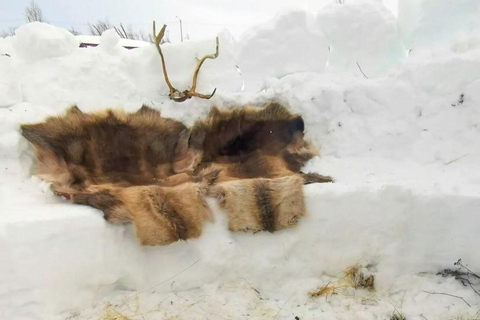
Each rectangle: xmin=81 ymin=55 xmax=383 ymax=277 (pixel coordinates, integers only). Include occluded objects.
xmin=67 ymin=105 xmax=83 ymax=115
xmin=136 ymin=104 xmax=160 ymax=115
xmin=71 ymin=190 xmax=120 ymax=209
xmin=21 ymin=106 xmax=187 ymax=186
xmin=192 ymin=103 xmax=306 ymax=164
xmin=88 ymin=116 xmax=141 ymax=180
xmin=162 ymin=202 xmax=189 ymax=240
xmin=149 ymin=191 xmax=189 ymax=240
xmin=70 ymin=189 xmax=125 ymax=221
xmin=253 ymin=180 xmax=275 ymax=232
xmin=228 ymin=153 xmax=276 ymax=179
xmin=301 ymin=172 xmax=334 ymax=184
xmin=282 ymin=151 xmax=313 ymax=173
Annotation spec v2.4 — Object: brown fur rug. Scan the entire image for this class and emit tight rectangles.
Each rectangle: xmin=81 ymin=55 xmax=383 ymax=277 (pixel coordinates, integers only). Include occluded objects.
xmin=20 ymin=102 xmax=333 ymax=245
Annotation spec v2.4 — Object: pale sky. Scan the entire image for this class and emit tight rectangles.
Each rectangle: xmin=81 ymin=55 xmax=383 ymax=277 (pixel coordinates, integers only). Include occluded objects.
xmin=0 ymin=0 xmax=398 ymax=42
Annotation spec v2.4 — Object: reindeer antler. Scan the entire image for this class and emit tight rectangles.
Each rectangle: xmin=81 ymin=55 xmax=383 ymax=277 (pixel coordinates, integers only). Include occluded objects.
xmin=153 ymin=21 xmax=219 ymax=102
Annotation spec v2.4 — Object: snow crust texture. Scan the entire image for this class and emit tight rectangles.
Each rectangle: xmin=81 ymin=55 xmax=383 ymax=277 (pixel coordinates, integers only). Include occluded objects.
xmin=1 ymin=1 xmax=480 ymax=319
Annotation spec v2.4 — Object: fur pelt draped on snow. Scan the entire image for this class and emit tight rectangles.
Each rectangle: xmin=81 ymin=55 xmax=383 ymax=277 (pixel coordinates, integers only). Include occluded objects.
xmin=20 ymin=102 xmax=333 ymax=245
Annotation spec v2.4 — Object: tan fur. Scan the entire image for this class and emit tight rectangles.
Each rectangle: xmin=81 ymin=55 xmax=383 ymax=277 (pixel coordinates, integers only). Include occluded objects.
xmin=209 ymin=175 xmax=306 ymax=232
xmin=124 ymin=183 xmax=213 ymax=245
xmin=268 ymin=175 xmax=306 ymax=230
xmin=53 ymin=182 xmax=213 ymax=246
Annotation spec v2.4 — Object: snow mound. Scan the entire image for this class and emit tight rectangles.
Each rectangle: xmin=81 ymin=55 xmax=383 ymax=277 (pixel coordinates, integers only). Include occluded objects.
xmin=399 ymin=0 xmax=480 ymax=54
xmin=239 ymin=10 xmax=329 ymax=91
xmin=98 ymin=29 xmax=124 ymax=55
xmin=14 ymin=22 xmax=79 ymax=62
xmin=3 ymin=27 xmax=241 ymax=112
xmin=317 ymin=0 xmax=405 ymax=77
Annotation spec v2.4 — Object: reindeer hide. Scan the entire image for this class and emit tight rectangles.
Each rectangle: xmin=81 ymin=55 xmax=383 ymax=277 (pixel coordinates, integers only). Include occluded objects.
xmin=20 ymin=102 xmax=333 ymax=246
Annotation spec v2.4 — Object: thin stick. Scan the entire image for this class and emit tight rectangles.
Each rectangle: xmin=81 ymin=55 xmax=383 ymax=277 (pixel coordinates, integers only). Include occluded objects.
xmin=171 ymin=280 xmax=188 ymax=301
xmin=356 ymin=61 xmax=369 ymax=79
xmin=445 ymin=154 xmax=468 ymax=165
xmin=107 ymin=258 xmax=202 ymax=319
xmin=422 ymin=290 xmax=471 ymax=307
xmin=456 ymin=260 xmax=480 ymax=279
xmin=136 ymin=258 xmax=201 ymax=296
xmin=273 ymin=297 xmax=291 ymax=320
xmin=242 ymin=278 xmax=261 ymax=295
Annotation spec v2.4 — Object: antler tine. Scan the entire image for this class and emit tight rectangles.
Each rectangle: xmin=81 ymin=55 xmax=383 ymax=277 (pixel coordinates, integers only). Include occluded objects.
xmin=153 ymin=21 xmax=220 ymax=102
xmin=153 ymin=21 xmax=178 ymax=98
xmin=189 ymin=36 xmax=220 ymax=99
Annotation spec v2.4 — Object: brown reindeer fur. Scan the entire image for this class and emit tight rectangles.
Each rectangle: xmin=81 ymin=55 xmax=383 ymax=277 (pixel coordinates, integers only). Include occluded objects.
xmin=209 ymin=175 xmax=306 ymax=232
xmin=21 ymin=105 xmax=187 ymax=188
xmin=52 ymin=182 xmax=213 ymax=245
xmin=21 ymin=102 xmax=332 ymax=246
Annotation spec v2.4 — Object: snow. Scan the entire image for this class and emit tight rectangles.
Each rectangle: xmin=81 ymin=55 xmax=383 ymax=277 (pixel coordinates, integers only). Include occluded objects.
xmin=1 ymin=3 xmax=480 ymax=319
xmin=14 ymin=22 xmax=78 ymax=63
xmin=76 ymin=35 xmax=152 ymax=48
xmin=238 ymin=10 xmax=329 ymax=91
xmin=317 ymin=0 xmax=405 ymax=76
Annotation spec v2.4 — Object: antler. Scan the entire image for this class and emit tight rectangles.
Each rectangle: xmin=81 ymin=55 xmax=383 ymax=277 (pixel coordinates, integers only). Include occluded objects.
xmin=153 ymin=21 xmax=219 ymax=102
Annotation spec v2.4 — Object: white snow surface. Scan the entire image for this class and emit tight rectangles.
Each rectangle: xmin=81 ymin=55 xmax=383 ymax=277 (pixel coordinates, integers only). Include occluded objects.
xmin=238 ymin=10 xmax=329 ymax=91
xmin=14 ymin=22 xmax=79 ymax=63
xmin=317 ymin=0 xmax=406 ymax=76
xmin=1 ymin=4 xmax=480 ymax=320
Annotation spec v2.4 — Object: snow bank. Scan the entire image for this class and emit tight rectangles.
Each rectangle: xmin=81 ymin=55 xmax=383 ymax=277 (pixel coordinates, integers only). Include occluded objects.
xmin=1 ymin=5 xmax=480 ymax=320
xmin=0 ymin=55 xmax=22 ymax=107
xmin=1 ymin=22 xmax=241 ymax=113
xmin=1 ymin=180 xmax=479 ymax=319
xmin=238 ymin=10 xmax=329 ymax=91
xmin=317 ymin=0 xmax=405 ymax=77
xmin=399 ymin=0 xmax=480 ymax=54
xmin=14 ymin=22 xmax=79 ymax=62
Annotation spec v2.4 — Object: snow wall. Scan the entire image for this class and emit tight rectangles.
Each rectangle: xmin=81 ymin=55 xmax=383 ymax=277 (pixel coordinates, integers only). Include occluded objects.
xmin=1 ymin=1 xmax=480 ymax=319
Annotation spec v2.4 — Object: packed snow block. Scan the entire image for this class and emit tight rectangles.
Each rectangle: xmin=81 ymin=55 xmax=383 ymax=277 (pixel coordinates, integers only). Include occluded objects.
xmin=14 ymin=22 xmax=78 ymax=63
xmin=0 ymin=37 xmax=22 ymax=107
xmin=13 ymin=24 xmax=241 ymax=109
xmin=238 ymin=10 xmax=329 ymax=91
xmin=0 ymin=35 xmax=15 ymax=56
xmin=19 ymin=44 xmax=142 ymax=110
xmin=0 ymin=56 xmax=22 ymax=107
xmin=396 ymin=55 xmax=480 ymax=98
xmin=398 ymin=0 xmax=480 ymax=53
xmin=317 ymin=0 xmax=405 ymax=77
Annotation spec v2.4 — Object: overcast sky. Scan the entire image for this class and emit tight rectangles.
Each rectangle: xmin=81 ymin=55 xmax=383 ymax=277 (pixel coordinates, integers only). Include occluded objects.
xmin=0 ymin=0 xmax=398 ymax=42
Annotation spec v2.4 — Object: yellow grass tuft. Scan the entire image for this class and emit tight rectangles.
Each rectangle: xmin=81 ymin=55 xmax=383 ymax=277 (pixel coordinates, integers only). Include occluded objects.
xmin=103 ymin=304 xmax=136 ymax=320
xmin=309 ymin=265 xmax=375 ymax=297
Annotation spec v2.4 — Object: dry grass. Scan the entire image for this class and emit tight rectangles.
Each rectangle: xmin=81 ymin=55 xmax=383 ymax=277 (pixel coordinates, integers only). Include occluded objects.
xmin=103 ymin=304 xmax=136 ymax=320
xmin=309 ymin=265 xmax=375 ymax=297
xmin=390 ymin=311 xmax=406 ymax=320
